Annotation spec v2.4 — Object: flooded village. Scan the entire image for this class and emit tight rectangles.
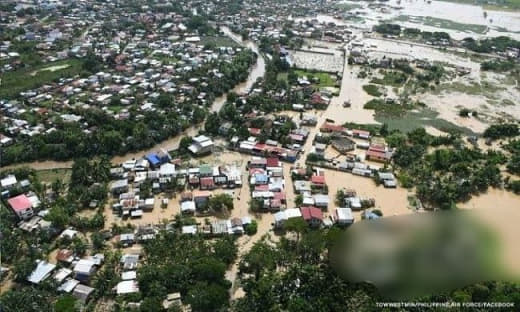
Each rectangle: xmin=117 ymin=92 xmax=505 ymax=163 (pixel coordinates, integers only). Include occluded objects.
xmin=1 ymin=0 xmax=520 ymax=311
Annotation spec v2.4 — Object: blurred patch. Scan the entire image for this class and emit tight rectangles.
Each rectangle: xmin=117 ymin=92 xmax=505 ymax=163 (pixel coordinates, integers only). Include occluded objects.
xmin=330 ymin=211 xmax=509 ymax=299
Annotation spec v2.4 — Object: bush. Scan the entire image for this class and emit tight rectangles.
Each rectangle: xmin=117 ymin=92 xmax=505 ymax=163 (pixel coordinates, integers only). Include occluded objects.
xmin=483 ymin=123 xmax=519 ymax=139
xmin=362 ymin=84 xmax=382 ymax=97
xmin=244 ymin=220 xmax=258 ymax=235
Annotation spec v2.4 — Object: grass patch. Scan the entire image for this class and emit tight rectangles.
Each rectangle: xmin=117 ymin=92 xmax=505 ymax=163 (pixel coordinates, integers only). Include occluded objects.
xmin=36 ymin=168 xmax=72 ymax=184
xmin=370 ymin=71 xmax=408 ymax=87
xmin=0 ymin=59 xmax=85 ymax=99
xmin=334 ymin=2 xmax=363 ymax=10
xmin=364 ymin=99 xmax=415 ymax=117
xmin=433 ymin=81 xmax=504 ymax=98
xmin=294 ymin=69 xmax=336 ymax=87
xmin=393 ymin=15 xmax=488 ymax=34
xmin=362 ymin=84 xmax=383 ymax=97
xmin=375 ymin=108 xmax=475 ymax=135
xmin=200 ymin=36 xmax=239 ymax=48
xmin=437 ymin=0 xmax=520 ymax=11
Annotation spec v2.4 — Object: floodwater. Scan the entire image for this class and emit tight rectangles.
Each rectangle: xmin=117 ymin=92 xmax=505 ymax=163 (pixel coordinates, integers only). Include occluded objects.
xmin=337 ymin=0 xmax=520 ymax=40
xmin=460 ymin=189 xmax=520 ymax=275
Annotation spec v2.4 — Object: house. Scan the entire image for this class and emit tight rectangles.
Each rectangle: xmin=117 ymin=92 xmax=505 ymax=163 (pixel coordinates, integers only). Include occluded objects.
xmin=199 ymin=164 xmax=213 ymax=177
xmin=274 ymin=208 xmax=302 ymax=228
xmin=73 ymin=259 xmax=97 ymax=282
xmin=58 ymin=279 xmax=80 ymax=293
xmin=163 ymin=293 xmax=182 ymax=310
xmin=378 ymin=172 xmax=397 ymax=188
xmin=182 ymin=225 xmax=198 ymax=235
xmin=7 ymin=194 xmax=34 ymax=219
xmin=193 ymin=190 xmax=211 ymax=209
xmin=1 ymin=175 xmax=17 ymax=189
xmin=111 ymin=179 xmax=129 ymax=194
xmin=181 ymin=201 xmax=196 ymax=214
xmin=145 ymin=153 xmax=161 ymax=168
xmin=120 ymin=233 xmax=136 ymax=246
xmin=301 ymin=207 xmax=323 ymax=227
xmin=53 ymin=268 xmax=73 ymax=284
xmin=320 ymin=122 xmax=345 ymax=134
xmin=200 ymin=177 xmax=216 ymax=190
xmin=159 ymin=163 xmax=176 ymax=177
xmin=188 ymin=135 xmax=214 ymax=155
xmin=117 ymin=280 xmax=139 ymax=295
xmin=311 ymin=175 xmax=326 ymax=189
xmin=73 ymin=284 xmax=94 ymax=303
xmin=56 ymin=249 xmax=74 ymax=264
xmin=121 ymin=254 xmax=139 ymax=271
xmin=366 ymin=144 xmax=392 ymax=163
xmin=27 ymin=260 xmax=56 ymax=284
xmin=313 ymin=194 xmax=329 ymax=209
xmin=352 ymin=129 xmax=371 ymax=140
xmin=230 ymin=218 xmax=244 ymax=234
xmin=335 ymin=208 xmax=354 ymax=225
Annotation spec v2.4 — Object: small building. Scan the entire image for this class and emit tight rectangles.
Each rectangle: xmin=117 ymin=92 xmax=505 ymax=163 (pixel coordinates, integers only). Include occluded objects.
xmin=120 ymin=233 xmax=136 ymax=246
xmin=111 ymin=179 xmax=129 ymax=194
xmin=7 ymin=194 xmax=34 ymax=219
xmin=117 ymin=280 xmax=139 ymax=295
xmin=301 ymin=207 xmax=323 ymax=227
xmin=188 ymin=135 xmax=214 ymax=155
xmin=200 ymin=177 xmax=216 ymax=190
xmin=163 ymin=292 xmax=182 ymax=310
xmin=335 ymin=208 xmax=354 ymax=225
xmin=313 ymin=194 xmax=329 ymax=209
xmin=73 ymin=284 xmax=94 ymax=303
xmin=73 ymin=259 xmax=96 ymax=282
xmin=27 ymin=260 xmax=56 ymax=284
xmin=181 ymin=201 xmax=196 ymax=214
xmin=1 ymin=175 xmax=17 ymax=189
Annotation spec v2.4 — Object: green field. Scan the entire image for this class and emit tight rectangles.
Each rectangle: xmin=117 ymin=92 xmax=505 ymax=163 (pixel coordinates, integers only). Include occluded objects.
xmin=0 ymin=59 xmax=85 ymax=99
xmin=294 ymin=70 xmax=337 ymax=87
xmin=393 ymin=15 xmax=489 ymax=34
xmin=375 ymin=108 xmax=475 ymax=135
xmin=35 ymin=168 xmax=72 ymax=184
xmin=438 ymin=0 xmax=520 ymax=10
xmin=200 ymin=36 xmax=240 ymax=48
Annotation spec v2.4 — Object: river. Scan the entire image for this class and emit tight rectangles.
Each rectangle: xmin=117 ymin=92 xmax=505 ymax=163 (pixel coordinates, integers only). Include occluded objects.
xmin=1 ymin=28 xmax=266 ymax=171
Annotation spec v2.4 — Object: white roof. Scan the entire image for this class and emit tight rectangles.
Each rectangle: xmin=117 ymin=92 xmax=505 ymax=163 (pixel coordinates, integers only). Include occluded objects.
xmin=285 ymin=208 xmax=302 ymax=219
xmin=1 ymin=175 xmax=17 ymax=187
xmin=274 ymin=211 xmax=286 ymax=222
xmin=336 ymin=208 xmax=354 ymax=221
xmin=28 ymin=260 xmax=56 ymax=284
xmin=73 ymin=259 xmax=95 ymax=274
xmin=53 ymin=268 xmax=72 ymax=283
xmin=59 ymin=279 xmax=80 ymax=293
xmin=60 ymin=228 xmax=78 ymax=239
xmin=159 ymin=163 xmax=176 ymax=176
xmin=117 ymin=280 xmax=139 ymax=295
xmin=182 ymin=225 xmax=197 ymax=234
xmin=181 ymin=201 xmax=196 ymax=212
xmin=122 ymin=271 xmax=137 ymax=280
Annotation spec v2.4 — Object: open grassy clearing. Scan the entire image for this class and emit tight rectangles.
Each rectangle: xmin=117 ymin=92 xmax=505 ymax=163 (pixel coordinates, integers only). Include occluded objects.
xmin=392 ymin=15 xmax=489 ymax=34
xmin=294 ymin=69 xmax=337 ymax=87
xmin=0 ymin=59 xmax=85 ymax=99
xmin=200 ymin=36 xmax=240 ymax=48
xmin=35 ymin=168 xmax=72 ymax=184
xmin=375 ymin=108 xmax=475 ymax=135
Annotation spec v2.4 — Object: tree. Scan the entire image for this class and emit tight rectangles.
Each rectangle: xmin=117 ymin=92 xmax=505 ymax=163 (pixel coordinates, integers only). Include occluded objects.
xmin=0 ymin=288 xmax=53 ymax=312
xmin=244 ymin=220 xmax=258 ymax=235
xmin=46 ymin=204 xmax=70 ymax=229
xmin=204 ymin=112 xmax=221 ymax=135
xmin=179 ymin=136 xmax=193 ymax=153
xmin=284 ymin=217 xmax=308 ymax=242
xmin=186 ymin=282 xmax=230 ymax=312
xmin=207 ymin=193 xmax=234 ymax=213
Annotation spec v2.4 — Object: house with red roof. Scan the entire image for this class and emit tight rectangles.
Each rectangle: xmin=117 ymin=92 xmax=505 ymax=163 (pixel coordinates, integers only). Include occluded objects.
xmin=7 ymin=194 xmax=34 ymax=219
xmin=200 ymin=177 xmax=216 ymax=190
xmin=300 ymin=207 xmax=323 ymax=227
xmin=366 ymin=143 xmax=392 ymax=163
xmin=320 ymin=122 xmax=345 ymax=134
